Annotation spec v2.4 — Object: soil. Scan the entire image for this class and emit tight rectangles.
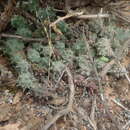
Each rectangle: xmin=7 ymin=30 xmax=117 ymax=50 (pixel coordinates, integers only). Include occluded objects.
xmin=0 ymin=0 xmax=130 ymax=130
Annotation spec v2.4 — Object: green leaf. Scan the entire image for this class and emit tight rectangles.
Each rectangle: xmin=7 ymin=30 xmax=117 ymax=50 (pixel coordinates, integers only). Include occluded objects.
xmin=55 ymin=41 xmax=65 ymax=50
xmin=27 ymin=48 xmax=41 ymax=63
xmin=17 ymin=72 xmax=37 ymax=89
xmin=5 ymin=39 xmax=25 ymax=54
xmin=40 ymin=57 xmax=50 ymax=68
xmin=26 ymin=0 xmax=39 ymax=12
xmin=62 ymin=49 xmax=74 ymax=61
xmin=16 ymin=28 xmax=32 ymax=37
xmin=77 ymin=55 xmax=92 ymax=74
xmin=11 ymin=15 xmax=28 ymax=28
xmin=57 ymin=21 xmax=69 ymax=33
xmin=99 ymin=56 xmax=109 ymax=62
xmin=52 ymin=61 xmax=65 ymax=72
xmin=36 ymin=7 xmax=56 ymax=20
xmin=72 ymin=40 xmax=86 ymax=55
xmin=116 ymin=28 xmax=130 ymax=42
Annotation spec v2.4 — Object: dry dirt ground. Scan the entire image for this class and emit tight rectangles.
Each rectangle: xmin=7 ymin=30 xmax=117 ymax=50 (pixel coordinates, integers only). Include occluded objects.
xmin=0 ymin=53 xmax=130 ymax=130
xmin=0 ymin=0 xmax=130 ymax=130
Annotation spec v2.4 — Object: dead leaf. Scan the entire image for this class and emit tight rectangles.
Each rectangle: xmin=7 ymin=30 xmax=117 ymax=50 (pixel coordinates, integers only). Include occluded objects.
xmin=0 ymin=104 xmax=11 ymax=121
xmin=0 ymin=122 xmax=26 ymax=130
xmin=13 ymin=91 xmax=23 ymax=105
xmin=80 ymin=125 xmax=88 ymax=130
xmin=49 ymin=96 xmax=66 ymax=106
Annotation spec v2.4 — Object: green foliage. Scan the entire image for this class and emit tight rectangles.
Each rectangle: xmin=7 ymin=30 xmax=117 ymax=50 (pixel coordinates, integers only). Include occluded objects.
xmin=55 ymin=41 xmax=74 ymax=62
xmin=52 ymin=61 xmax=65 ymax=72
xmin=21 ymin=0 xmax=39 ymax=12
xmin=62 ymin=49 xmax=74 ymax=62
xmin=57 ymin=21 xmax=70 ymax=34
xmin=99 ymin=56 xmax=109 ymax=62
xmin=4 ymin=39 xmax=41 ymax=92
xmin=76 ymin=55 xmax=92 ymax=76
xmin=15 ymin=57 xmax=30 ymax=72
xmin=27 ymin=48 xmax=41 ymax=63
xmin=31 ymin=43 xmax=44 ymax=51
xmin=116 ymin=28 xmax=130 ymax=42
xmin=88 ymin=20 xmax=102 ymax=34
xmin=27 ymin=43 xmax=51 ymax=68
xmin=36 ymin=7 xmax=56 ymax=20
xmin=72 ymin=40 xmax=86 ymax=55
xmin=11 ymin=15 xmax=32 ymax=38
xmin=55 ymin=41 xmax=65 ymax=51
xmin=5 ymin=39 xmax=25 ymax=54
xmin=95 ymin=58 xmax=107 ymax=69
xmin=16 ymin=58 xmax=38 ymax=89
xmin=18 ymin=72 xmax=36 ymax=89
xmin=95 ymin=22 xmax=130 ymax=59
xmin=40 ymin=57 xmax=50 ymax=68
xmin=2 ymin=0 xmax=130 ymax=96
xmin=32 ymin=29 xmax=43 ymax=38
xmin=95 ymin=38 xmax=113 ymax=57
xmin=16 ymin=27 xmax=32 ymax=37
xmin=11 ymin=15 xmax=28 ymax=28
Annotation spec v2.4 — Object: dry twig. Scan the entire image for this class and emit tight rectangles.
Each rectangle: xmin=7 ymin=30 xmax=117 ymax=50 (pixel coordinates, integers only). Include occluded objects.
xmin=103 ymin=100 xmax=122 ymax=130
xmin=76 ymin=107 xmax=97 ymax=130
xmin=54 ymin=68 xmax=66 ymax=89
xmin=14 ymin=7 xmax=41 ymax=28
xmin=77 ymin=13 xmax=109 ymax=19
xmin=111 ymin=98 xmax=130 ymax=112
xmin=0 ymin=0 xmax=17 ymax=32
xmin=90 ymin=96 xmax=97 ymax=130
xmin=42 ymin=67 xmax=75 ymax=130
xmin=50 ymin=11 xmax=109 ymax=27
xmin=100 ymin=59 xmax=115 ymax=78
xmin=50 ymin=12 xmax=83 ymax=27
xmin=117 ymin=61 xmax=130 ymax=84
xmin=83 ymin=29 xmax=102 ymax=96
xmin=82 ymin=22 xmax=123 ymax=130
xmin=50 ymin=11 xmax=84 ymax=27
xmin=0 ymin=33 xmax=47 ymax=43
xmin=122 ymin=120 xmax=130 ymax=130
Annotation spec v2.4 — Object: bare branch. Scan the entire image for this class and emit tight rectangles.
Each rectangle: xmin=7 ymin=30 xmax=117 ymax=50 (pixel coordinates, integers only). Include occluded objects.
xmin=0 ymin=33 xmax=47 ymax=43
xmin=50 ymin=11 xmax=83 ymax=27
xmin=42 ymin=67 xmax=75 ymax=130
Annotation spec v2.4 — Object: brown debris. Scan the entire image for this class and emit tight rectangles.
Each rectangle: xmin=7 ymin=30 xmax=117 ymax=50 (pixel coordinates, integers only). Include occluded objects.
xmin=0 ymin=0 xmax=17 ymax=32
